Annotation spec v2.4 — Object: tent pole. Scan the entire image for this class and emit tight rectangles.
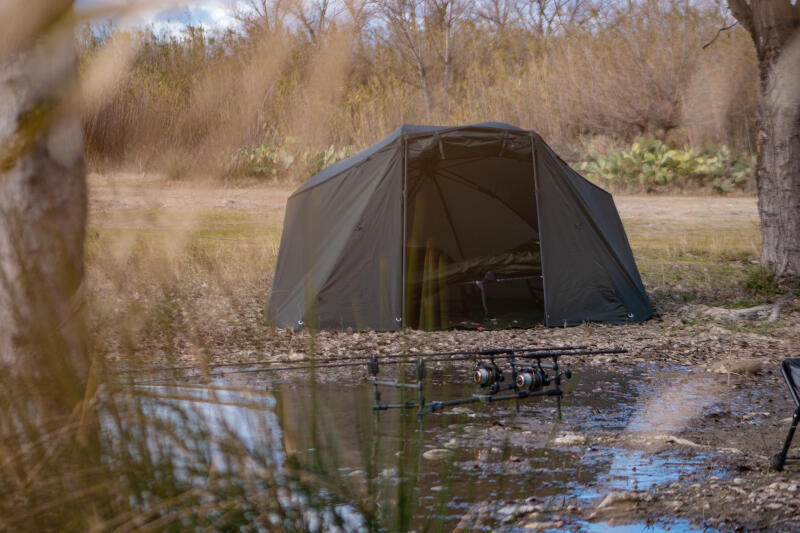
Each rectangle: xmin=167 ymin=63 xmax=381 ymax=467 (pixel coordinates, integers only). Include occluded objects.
xmin=431 ymin=177 xmax=465 ymax=260
xmin=530 ymin=133 xmax=550 ymax=327
xmin=401 ymin=136 xmax=408 ymax=330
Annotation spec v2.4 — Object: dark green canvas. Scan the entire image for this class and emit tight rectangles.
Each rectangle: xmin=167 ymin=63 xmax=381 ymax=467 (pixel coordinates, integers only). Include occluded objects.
xmin=267 ymin=123 xmax=652 ymax=330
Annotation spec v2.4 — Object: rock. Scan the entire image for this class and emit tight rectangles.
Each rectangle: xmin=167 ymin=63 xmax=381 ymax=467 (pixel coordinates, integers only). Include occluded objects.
xmin=708 ymin=358 xmax=767 ymax=375
xmin=591 ymin=491 xmax=648 ymax=519
xmin=665 ymin=435 xmax=705 ymax=448
xmin=447 ymin=407 xmax=475 ymax=416
xmin=498 ymin=504 xmax=518 ymax=516
xmin=423 ymin=448 xmax=454 ymax=460
xmin=443 ymin=438 xmax=460 ymax=449
xmin=430 ymin=485 xmax=445 ymax=492
xmin=553 ymin=432 xmax=586 ymax=446
xmin=523 ymin=521 xmax=564 ymax=530
xmin=596 ymin=492 xmax=644 ymax=510
xmin=516 ymin=504 xmax=537 ymax=514
xmin=717 ymin=447 xmax=743 ymax=454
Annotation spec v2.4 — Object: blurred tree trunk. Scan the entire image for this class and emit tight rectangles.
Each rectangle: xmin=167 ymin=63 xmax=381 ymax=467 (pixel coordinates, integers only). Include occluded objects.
xmin=729 ymin=1 xmax=800 ymax=277
xmin=0 ymin=1 xmax=88 ymax=380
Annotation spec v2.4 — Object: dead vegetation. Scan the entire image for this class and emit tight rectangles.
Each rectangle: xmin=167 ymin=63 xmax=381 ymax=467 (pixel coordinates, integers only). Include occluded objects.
xmin=78 ymin=1 xmax=758 ymax=184
xmin=84 ymin=176 xmax=798 ymax=369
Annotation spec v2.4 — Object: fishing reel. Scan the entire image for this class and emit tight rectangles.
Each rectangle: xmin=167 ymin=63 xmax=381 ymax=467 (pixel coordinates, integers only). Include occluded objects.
xmin=474 ymin=361 xmax=504 ymax=392
xmin=515 ymin=367 xmax=548 ymax=391
xmin=515 ymin=365 xmax=572 ymax=391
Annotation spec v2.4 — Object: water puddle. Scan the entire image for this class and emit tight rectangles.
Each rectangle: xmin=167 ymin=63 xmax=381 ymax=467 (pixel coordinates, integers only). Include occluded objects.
xmin=577 ymin=518 xmax=715 ymax=532
xmin=135 ymin=361 xmax=748 ymax=531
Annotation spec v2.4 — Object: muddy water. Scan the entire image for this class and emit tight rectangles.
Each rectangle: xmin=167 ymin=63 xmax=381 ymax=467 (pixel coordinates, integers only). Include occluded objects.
xmin=140 ymin=362 xmax=739 ymax=531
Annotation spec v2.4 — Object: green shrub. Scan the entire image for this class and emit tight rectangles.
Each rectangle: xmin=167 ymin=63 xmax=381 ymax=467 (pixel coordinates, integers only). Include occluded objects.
xmin=229 ymin=137 xmax=297 ymax=179
xmin=229 ymin=137 xmax=353 ymax=180
xmin=574 ymin=139 xmax=754 ymax=193
xmin=304 ymin=145 xmax=354 ymax=176
xmin=744 ymin=267 xmax=780 ymax=297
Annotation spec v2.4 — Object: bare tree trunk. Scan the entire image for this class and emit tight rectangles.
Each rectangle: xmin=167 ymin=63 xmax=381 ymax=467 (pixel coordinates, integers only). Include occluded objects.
xmin=418 ymin=60 xmax=434 ymax=111
xmin=0 ymin=1 xmax=88 ymax=376
xmin=729 ymin=1 xmax=800 ymax=277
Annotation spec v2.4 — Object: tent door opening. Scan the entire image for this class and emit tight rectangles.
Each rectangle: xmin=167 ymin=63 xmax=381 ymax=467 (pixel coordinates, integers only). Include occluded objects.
xmin=403 ymin=153 xmax=545 ymax=329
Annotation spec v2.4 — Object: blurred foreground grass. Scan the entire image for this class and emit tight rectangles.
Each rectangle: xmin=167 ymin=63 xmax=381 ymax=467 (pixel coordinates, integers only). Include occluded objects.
xmin=84 ymin=174 xmax=764 ymax=363
xmin=3 ymin=175 xmax=766 ymax=531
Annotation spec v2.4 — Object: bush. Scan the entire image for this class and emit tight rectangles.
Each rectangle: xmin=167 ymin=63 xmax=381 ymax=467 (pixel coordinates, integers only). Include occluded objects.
xmin=230 ymin=137 xmax=353 ymax=180
xmin=744 ymin=267 xmax=781 ymax=297
xmin=229 ymin=137 xmax=297 ymax=179
xmin=304 ymin=144 xmax=354 ymax=176
xmin=574 ymin=139 xmax=755 ymax=193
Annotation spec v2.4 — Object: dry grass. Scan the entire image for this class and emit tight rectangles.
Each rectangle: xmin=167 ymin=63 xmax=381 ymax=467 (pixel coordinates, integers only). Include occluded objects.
xmin=616 ymin=195 xmax=762 ymax=303
xmin=77 ymin=2 xmax=758 ymax=179
xmin=84 ymin=175 xmax=765 ymax=364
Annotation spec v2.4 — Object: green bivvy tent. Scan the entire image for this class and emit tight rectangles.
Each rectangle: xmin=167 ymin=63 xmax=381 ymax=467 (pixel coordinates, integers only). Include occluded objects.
xmin=266 ymin=123 xmax=652 ymax=330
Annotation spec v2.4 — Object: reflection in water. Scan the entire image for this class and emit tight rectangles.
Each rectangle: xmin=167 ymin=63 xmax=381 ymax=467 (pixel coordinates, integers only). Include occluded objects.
xmin=137 ymin=363 xmax=733 ymax=530
xmin=626 ymin=370 xmax=723 ymax=434
xmin=128 ymin=382 xmax=368 ymax=531
xmin=593 ymin=370 xmax=727 ymax=506
xmin=268 ymin=364 xmax=645 ymax=530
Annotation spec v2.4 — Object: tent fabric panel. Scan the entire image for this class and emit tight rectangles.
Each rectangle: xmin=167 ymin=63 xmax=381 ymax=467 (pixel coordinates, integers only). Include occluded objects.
xmin=295 ymin=123 xmax=525 ymax=197
xmin=562 ymin=166 xmax=651 ymax=307
xmin=539 ymin=142 xmax=652 ymax=322
xmin=313 ymin=148 xmax=403 ymax=330
xmin=266 ymin=141 xmax=402 ymax=328
xmin=406 ymin=128 xmax=531 ymax=164
xmin=543 ymin=143 xmax=650 ymax=299
xmin=535 ymin=140 xmax=650 ymax=326
xmin=292 ymin=127 xmax=403 ymax=197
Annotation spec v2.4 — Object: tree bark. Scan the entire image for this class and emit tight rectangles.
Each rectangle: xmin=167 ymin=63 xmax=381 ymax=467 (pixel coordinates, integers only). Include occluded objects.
xmin=0 ymin=1 xmax=88 ymax=376
xmin=729 ymin=0 xmax=800 ymax=277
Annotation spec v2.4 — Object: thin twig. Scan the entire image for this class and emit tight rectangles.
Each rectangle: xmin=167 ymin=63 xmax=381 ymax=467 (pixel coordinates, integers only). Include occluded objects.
xmin=702 ymin=21 xmax=738 ymax=50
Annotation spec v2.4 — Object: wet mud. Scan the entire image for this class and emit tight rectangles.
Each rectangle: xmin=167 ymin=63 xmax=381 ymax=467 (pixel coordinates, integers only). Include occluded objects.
xmin=142 ymin=353 xmax=800 ymax=531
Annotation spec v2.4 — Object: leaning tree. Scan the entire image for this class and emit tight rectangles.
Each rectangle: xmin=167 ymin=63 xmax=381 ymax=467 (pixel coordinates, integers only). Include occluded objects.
xmin=728 ymin=1 xmax=800 ymax=277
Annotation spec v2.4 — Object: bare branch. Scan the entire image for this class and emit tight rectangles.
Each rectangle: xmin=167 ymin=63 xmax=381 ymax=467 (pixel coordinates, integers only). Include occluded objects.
xmin=702 ymin=20 xmax=738 ymax=49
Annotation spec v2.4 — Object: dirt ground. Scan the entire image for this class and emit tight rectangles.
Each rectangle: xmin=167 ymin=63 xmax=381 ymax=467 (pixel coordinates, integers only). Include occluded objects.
xmin=89 ymin=174 xmax=800 ymax=531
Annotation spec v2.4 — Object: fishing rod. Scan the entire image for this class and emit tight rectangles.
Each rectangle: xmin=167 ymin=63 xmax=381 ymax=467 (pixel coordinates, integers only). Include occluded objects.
xmin=195 ymin=348 xmax=625 ymax=377
xmin=120 ymin=345 xmax=592 ymax=375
